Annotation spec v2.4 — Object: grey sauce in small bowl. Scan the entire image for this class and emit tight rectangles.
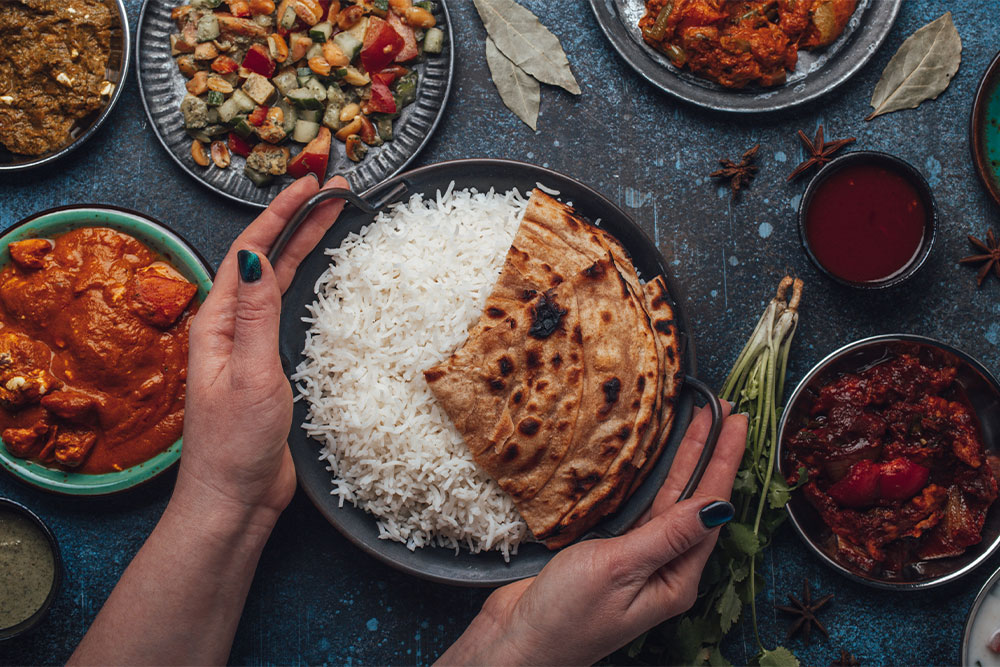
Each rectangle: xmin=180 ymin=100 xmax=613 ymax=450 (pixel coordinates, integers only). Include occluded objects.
xmin=0 ymin=499 xmax=62 ymax=640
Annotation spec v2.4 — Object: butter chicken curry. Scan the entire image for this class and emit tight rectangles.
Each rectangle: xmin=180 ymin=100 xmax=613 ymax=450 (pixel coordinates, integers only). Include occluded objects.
xmin=0 ymin=228 xmax=199 ymax=473
xmin=640 ymin=0 xmax=857 ymax=88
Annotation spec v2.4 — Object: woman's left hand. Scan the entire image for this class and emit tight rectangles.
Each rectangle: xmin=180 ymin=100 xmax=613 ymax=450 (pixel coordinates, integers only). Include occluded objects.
xmin=440 ymin=405 xmax=748 ymax=666
xmin=175 ymin=174 xmax=349 ymax=523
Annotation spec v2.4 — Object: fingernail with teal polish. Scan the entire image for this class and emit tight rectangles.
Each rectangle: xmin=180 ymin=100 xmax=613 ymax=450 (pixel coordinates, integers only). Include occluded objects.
xmin=726 ymin=400 xmax=736 ymax=411
xmin=237 ymin=250 xmax=262 ymax=283
xmin=699 ymin=501 xmax=735 ymax=528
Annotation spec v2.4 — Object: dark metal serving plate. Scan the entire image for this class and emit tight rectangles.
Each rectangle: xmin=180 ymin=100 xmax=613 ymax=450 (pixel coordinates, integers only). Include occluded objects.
xmin=279 ymin=159 xmax=709 ymax=586
xmin=136 ymin=0 xmax=453 ymax=208
xmin=589 ymin=0 xmax=901 ymax=113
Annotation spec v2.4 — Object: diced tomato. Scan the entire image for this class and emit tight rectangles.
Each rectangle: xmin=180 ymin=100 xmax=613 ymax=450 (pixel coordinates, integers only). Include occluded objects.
xmin=228 ymin=132 xmax=254 ymax=157
xmin=211 ymin=55 xmax=240 ymax=74
xmin=377 ymin=64 xmax=409 ymax=84
xmin=287 ymin=127 xmax=331 ymax=180
xmin=878 ymin=458 xmax=930 ymax=501
xmin=828 ymin=459 xmax=881 ymax=509
xmin=368 ymin=73 xmax=397 ymax=114
xmin=248 ymin=105 xmax=269 ymax=127
xmin=360 ymin=16 xmax=403 ymax=74
xmin=387 ymin=10 xmax=418 ymax=63
xmin=242 ymin=44 xmax=275 ymax=78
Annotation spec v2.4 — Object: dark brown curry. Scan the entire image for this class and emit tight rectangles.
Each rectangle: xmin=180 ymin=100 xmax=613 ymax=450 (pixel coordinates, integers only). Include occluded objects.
xmin=0 ymin=0 xmax=114 ymax=156
xmin=0 ymin=228 xmax=199 ymax=474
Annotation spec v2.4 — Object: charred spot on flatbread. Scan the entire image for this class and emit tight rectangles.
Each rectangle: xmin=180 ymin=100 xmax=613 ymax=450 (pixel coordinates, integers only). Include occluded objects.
xmin=602 ymin=378 xmax=621 ymax=405
xmin=529 ymin=291 xmax=567 ymax=339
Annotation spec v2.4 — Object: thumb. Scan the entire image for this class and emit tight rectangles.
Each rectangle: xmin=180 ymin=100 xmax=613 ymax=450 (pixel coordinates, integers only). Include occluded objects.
xmin=616 ymin=498 xmax=734 ymax=577
xmin=231 ymin=249 xmax=283 ymax=383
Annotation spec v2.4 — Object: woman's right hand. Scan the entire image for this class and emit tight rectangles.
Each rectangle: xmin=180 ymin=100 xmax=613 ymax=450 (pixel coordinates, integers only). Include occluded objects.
xmin=440 ymin=405 xmax=747 ymax=666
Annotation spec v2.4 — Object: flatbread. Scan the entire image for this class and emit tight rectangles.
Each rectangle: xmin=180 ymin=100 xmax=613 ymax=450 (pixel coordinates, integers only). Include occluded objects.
xmin=425 ymin=189 xmax=680 ymax=547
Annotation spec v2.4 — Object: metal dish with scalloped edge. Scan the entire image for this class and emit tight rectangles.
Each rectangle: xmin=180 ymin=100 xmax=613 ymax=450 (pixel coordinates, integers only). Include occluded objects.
xmin=589 ymin=0 xmax=901 ymax=113
xmin=136 ymin=0 xmax=453 ymax=208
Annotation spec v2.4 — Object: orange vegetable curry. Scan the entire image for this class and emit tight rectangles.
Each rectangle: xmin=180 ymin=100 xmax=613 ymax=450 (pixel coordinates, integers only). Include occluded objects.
xmin=0 ymin=227 xmax=199 ymax=473
xmin=640 ymin=0 xmax=857 ymax=88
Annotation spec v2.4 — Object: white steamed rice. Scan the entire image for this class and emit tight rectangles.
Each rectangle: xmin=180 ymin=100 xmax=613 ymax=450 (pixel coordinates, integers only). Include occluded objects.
xmin=292 ymin=184 xmax=536 ymax=559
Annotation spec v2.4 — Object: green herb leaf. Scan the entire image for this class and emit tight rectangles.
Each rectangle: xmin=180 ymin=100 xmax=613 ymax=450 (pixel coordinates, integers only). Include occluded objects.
xmin=729 ymin=561 xmax=749 ymax=583
xmin=767 ymin=475 xmax=792 ymax=509
xmin=726 ymin=522 xmax=760 ymax=556
xmin=708 ymin=646 xmax=734 ymax=667
xmin=756 ymin=646 xmax=800 ymax=667
xmin=484 ymin=36 xmax=539 ymax=130
xmin=472 ymin=0 xmax=581 ymax=95
xmin=790 ymin=466 xmax=809 ymax=490
xmin=733 ymin=468 xmax=758 ymax=496
xmin=717 ymin=579 xmax=742 ymax=633
xmin=866 ymin=12 xmax=961 ymax=120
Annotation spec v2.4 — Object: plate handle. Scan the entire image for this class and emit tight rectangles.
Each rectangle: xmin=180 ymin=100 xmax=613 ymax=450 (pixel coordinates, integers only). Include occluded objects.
xmin=265 ymin=180 xmax=410 ymax=266
xmin=676 ymin=375 xmax=724 ymax=501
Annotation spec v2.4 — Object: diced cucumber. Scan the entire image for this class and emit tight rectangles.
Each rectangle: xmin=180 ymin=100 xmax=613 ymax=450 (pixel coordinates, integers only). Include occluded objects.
xmin=217 ymin=97 xmax=243 ymax=123
xmin=346 ymin=16 xmax=368 ymax=42
xmin=374 ymin=115 xmax=393 ymax=141
xmin=275 ymin=99 xmax=298 ymax=133
xmin=296 ymin=67 xmax=315 ymax=87
xmin=292 ymin=119 xmax=320 ymax=143
xmin=415 ymin=1 xmax=434 ymax=10
xmin=309 ymin=22 xmax=333 ymax=42
xmin=186 ymin=128 xmax=212 ymax=143
xmin=326 ymin=82 xmax=346 ymax=108
xmin=232 ymin=116 xmax=254 ymax=138
xmin=304 ymin=77 xmax=327 ymax=99
xmin=191 ymin=0 xmax=221 ymax=8
xmin=321 ymin=104 xmax=342 ymax=131
xmin=231 ymin=89 xmax=256 ymax=113
xmin=333 ymin=32 xmax=362 ymax=63
xmin=206 ymin=90 xmax=225 ymax=106
xmin=244 ymin=166 xmax=275 ymax=187
xmin=279 ymin=4 xmax=297 ymax=29
xmin=342 ymin=66 xmax=369 ymax=86
xmin=196 ymin=14 xmax=220 ymax=42
xmin=206 ymin=107 xmax=221 ymax=124
xmin=305 ymin=43 xmax=324 ymax=61
xmin=394 ymin=72 xmax=417 ymax=107
xmin=423 ymin=27 xmax=444 ymax=54
xmin=205 ymin=123 xmax=229 ymax=136
xmin=287 ymin=87 xmax=324 ymax=110
xmin=332 ymin=67 xmax=348 ymax=79
xmin=297 ymin=108 xmax=321 ymax=122
xmin=272 ymin=69 xmax=299 ymax=96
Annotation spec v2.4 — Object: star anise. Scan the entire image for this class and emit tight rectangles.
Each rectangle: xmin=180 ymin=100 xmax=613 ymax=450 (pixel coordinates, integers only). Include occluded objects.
xmin=960 ymin=229 xmax=1000 ymax=286
xmin=831 ymin=649 xmax=861 ymax=666
xmin=710 ymin=144 xmax=759 ymax=197
xmin=775 ymin=579 xmax=833 ymax=645
xmin=786 ymin=125 xmax=855 ymax=181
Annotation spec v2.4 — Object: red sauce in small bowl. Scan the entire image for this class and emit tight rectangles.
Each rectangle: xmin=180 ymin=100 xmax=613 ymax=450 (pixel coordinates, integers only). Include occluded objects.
xmin=804 ymin=162 xmax=928 ymax=284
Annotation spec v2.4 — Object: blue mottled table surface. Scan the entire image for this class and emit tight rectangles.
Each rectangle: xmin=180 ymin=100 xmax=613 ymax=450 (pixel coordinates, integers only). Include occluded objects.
xmin=2 ymin=0 xmax=998 ymax=664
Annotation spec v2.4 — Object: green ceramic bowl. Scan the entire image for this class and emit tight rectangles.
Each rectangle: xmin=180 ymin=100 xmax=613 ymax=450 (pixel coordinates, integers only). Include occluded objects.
xmin=971 ymin=50 xmax=1000 ymax=207
xmin=0 ymin=205 xmax=213 ymax=495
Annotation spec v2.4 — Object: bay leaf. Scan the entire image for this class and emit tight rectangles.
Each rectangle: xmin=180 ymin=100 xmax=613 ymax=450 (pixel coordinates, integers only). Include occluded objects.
xmin=485 ymin=36 xmax=540 ymax=130
xmin=866 ymin=11 xmax=961 ymax=120
xmin=473 ymin=0 xmax=581 ymax=95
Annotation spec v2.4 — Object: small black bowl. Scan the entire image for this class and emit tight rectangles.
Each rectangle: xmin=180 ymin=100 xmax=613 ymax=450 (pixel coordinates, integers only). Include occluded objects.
xmin=797 ymin=151 xmax=937 ymax=289
xmin=0 ymin=499 xmax=62 ymax=640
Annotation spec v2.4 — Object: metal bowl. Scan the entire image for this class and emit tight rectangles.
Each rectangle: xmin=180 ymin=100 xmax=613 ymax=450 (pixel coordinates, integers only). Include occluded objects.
xmin=0 ymin=498 xmax=62 ymax=641
xmin=797 ymin=151 xmax=937 ymax=290
xmin=778 ymin=334 xmax=1000 ymax=590
xmin=0 ymin=0 xmax=131 ymax=172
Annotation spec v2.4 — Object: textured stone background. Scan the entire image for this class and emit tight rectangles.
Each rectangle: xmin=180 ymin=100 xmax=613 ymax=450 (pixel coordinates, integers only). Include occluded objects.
xmin=2 ymin=0 xmax=999 ymax=664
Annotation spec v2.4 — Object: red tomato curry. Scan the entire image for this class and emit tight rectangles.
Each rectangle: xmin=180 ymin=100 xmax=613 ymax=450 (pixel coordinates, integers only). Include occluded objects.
xmin=785 ymin=353 xmax=998 ymax=578
xmin=0 ymin=227 xmax=199 ymax=473
xmin=640 ymin=0 xmax=857 ymax=88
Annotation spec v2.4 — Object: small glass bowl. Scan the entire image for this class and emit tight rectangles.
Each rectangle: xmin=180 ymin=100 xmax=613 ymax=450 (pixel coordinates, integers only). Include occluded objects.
xmin=797 ymin=151 xmax=937 ymax=289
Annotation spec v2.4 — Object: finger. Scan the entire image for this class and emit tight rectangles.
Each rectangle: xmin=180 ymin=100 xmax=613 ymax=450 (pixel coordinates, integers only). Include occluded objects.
xmin=272 ymin=175 xmax=349 ymax=292
xmin=613 ymin=497 xmax=734 ymax=580
xmin=198 ymin=176 xmax=322 ymax=332
xmin=660 ymin=402 xmax=734 ymax=499
xmin=229 ymin=249 xmax=283 ymax=385
xmin=647 ymin=413 xmax=748 ymax=520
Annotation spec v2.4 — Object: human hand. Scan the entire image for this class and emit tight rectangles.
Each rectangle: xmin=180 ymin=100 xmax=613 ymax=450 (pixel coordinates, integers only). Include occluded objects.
xmin=173 ymin=175 xmax=349 ymax=526
xmin=440 ymin=404 xmax=748 ymax=666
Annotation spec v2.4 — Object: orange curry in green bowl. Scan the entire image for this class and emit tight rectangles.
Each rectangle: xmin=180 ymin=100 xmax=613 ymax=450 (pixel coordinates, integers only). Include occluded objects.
xmin=0 ymin=206 xmax=213 ymax=495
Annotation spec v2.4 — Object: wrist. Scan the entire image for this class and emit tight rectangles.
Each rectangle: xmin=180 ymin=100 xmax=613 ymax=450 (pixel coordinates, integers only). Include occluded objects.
xmin=169 ymin=471 xmax=283 ymax=544
xmin=439 ymin=606 xmax=527 ymax=666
